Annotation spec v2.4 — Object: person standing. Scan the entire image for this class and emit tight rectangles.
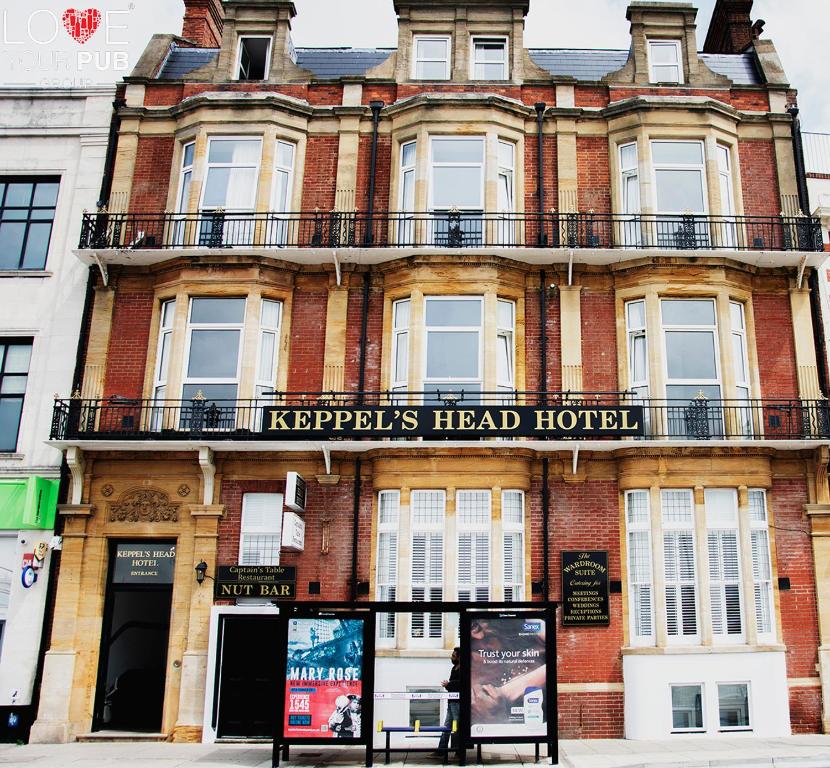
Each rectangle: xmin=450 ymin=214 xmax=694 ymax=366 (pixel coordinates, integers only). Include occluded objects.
xmin=435 ymin=647 xmax=460 ymax=756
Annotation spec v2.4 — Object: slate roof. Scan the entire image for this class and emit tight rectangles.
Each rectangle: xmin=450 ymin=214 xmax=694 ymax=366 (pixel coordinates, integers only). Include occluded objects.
xmin=156 ymin=44 xmax=761 ymax=86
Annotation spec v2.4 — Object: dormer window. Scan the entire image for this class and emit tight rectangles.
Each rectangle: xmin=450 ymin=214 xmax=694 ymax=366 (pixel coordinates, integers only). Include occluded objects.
xmin=471 ymin=37 xmax=508 ymax=80
xmin=648 ymin=39 xmax=683 ymax=84
xmin=236 ymin=36 xmax=271 ymax=81
xmin=413 ymin=36 xmax=450 ymax=80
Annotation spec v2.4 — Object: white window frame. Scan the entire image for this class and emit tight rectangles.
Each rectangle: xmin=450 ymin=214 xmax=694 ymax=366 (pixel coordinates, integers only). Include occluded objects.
xmin=181 ymin=297 xmax=246 ymax=402
xmin=153 ymin=299 xmax=176 ymax=402
xmin=648 ymin=39 xmax=683 ymax=84
xmin=176 ymin=141 xmax=195 ymax=213
xmin=423 ymin=295 xmax=484 ymax=396
xmin=412 ymin=35 xmax=451 ymax=80
xmin=397 ymin=141 xmax=417 ymax=245
xmin=391 ymin=299 xmax=410 ymax=394
xmin=619 ymin=142 xmax=641 ymax=247
xmin=661 ymin=488 xmax=700 ymax=643
xmin=199 ymin=136 xmax=263 ymax=214
xmin=502 ymin=490 xmax=525 ymax=601
xmin=235 ymin=35 xmax=272 ymax=81
xmin=705 ymin=488 xmax=745 ymax=643
xmin=470 ymin=35 xmax=508 ymax=81
xmin=376 ymin=490 xmax=400 ymax=644
xmin=660 ymin=298 xmax=722 ymax=404
xmin=456 ymin=490 xmax=492 ymax=603
xmin=749 ymin=489 xmax=775 ymax=643
xmin=625 ymin=489 xmax=656 ymax=646
xmin=239 ymin=492 xmax=284 ymax=565
xmin=428 ymin=136 xmax=485 ymax=213
xmin=717 ymin=144 xmax=735 ymax=218
xmin=625 ymin=299 xmax=649 ymax=400
xmin=496 ymin=298 xmax=515 ymax=395
xmin=650 ymin=140 xmax=708 ymax=216
xmin=255 ymin=298 xmax=282 ymax=399
xmin=271 ymin=140 xmax=296 ymax=213
xmin=410 ymin=489 xmax=446 ymax=647
xmin=717 ymin=682 xmax=752 ymax=732
xmin=670 ymin=683 xmax=706 ymax=733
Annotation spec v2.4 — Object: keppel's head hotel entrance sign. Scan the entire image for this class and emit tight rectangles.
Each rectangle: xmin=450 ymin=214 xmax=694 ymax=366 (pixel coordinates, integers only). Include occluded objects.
xmin=261 ymin=405 xmax=644 ymax=439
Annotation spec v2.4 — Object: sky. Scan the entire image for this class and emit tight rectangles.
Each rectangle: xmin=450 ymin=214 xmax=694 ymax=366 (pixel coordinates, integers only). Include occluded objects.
xmin=1 ymin=0 xmax=828 ymax=129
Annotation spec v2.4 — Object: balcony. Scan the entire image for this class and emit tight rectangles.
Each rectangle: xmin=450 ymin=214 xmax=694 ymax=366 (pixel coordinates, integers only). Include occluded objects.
xmin=51 ymin=392 xmax=830 ymax=445
xmin=78 ymin=210 xmax=824 ymax=255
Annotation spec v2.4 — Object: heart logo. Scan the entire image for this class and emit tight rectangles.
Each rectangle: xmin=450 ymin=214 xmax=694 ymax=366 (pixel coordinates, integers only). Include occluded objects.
xmin=62 ymin=8 xmax=102 ymax=44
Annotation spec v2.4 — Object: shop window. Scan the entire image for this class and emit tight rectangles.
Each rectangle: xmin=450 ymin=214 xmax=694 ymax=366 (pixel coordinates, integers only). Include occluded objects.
xmin=376 ymin=490 xmax=400 ymax=641
xmin=749 ymin=490 xmax=774 ymax=641
xmin=502 ymin=490 xmax=525 ymax=601
xmin=0 ymin=177 xmax=59 ymax=270
xmin=648 ymin=40 xmax=683 ymax=84
xmin=410 ymin=490 xmax=445 ymax=644
xmin=236 ymin=36 xmax=271 ymax=81
xmin=625 ymin=490 xmax=655 ymax=645
xmin=408 ymin=686 xmax=442 ymax=727
xmin=661 ymin=489 xmax=699 ymax=641
xmin=671 ymin=684 xmax=704 ymax=732
xmin=456 ymin=490 xmax=491 ymax=602
xmin=413 ymin=36 xmax=450 ymax=80
xmin=240 ymin=493 xmax=284 ymax=565
xmin=471 ymin=37 xmax=508 ymax=80
xmin=424 ymin=297 xmax=483 ymax=401
xmin=0 ymin=339 xmax=32 ymax=451
xmin=429 ymin=137 xmax=485 ymax=245
xmin=705 ymin=489 xmax=744 ymax=642
xmin=718 ymin=683 xmax=750 ymax=730
xmin=182 ymin=297 xmax=246 ymax=404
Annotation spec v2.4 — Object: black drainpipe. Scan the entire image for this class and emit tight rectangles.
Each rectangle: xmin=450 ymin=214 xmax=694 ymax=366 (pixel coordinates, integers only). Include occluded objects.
xmin=350 ymin=459 xmax=362 ymax=602
xmin=542 ymin=458 xmax=550 ymax=602
xmin=364 ymin=100 xmax=384 ymax=245
xmin=539 ymin=269 xmax=547 ymax=396
xmin=534 ymin=103 xmax=547 ymax=246
xmin=789 ymin=106 xmax=829 ymax=396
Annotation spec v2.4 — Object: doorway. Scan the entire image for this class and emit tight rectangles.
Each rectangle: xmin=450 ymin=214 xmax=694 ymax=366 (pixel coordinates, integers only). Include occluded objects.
xmin=216 ymin=615 xmax=281 ymax=738
xmin=93 ymin=541 xmax=175 ymax=732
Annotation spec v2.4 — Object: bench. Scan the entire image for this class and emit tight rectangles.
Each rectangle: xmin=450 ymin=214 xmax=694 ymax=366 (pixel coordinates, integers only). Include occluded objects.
xmin=376 ymin=719 xmax=459 ymax=765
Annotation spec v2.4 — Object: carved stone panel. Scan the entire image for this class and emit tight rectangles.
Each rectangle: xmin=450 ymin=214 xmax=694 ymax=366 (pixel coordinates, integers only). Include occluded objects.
xmin=108 ymin=488 xmax=179 ymax=523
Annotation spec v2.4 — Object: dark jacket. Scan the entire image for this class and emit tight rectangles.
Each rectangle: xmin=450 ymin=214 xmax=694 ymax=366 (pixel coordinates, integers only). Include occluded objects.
xmin=445 ymin=663 xmax=460 ymax=693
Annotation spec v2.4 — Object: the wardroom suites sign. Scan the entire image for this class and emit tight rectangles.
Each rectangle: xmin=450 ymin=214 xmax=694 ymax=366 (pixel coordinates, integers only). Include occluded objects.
xmin=261 ymin=405 xmax=644 ymax=439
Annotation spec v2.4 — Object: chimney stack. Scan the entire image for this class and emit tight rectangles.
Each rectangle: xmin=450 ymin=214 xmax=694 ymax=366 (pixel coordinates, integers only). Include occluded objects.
xmin=703 ymin=0 xmax=755 ymax=54
xmin=182 ymin=0 xmax=224 ymax=48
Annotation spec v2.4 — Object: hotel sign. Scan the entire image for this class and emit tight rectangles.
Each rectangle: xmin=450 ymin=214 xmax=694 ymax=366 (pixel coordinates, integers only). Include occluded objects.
xmin=561 ymin=550 xmax=610 ymax=627
xmin=261 ymin=405 xmax=644 ymax=439
xmin=214 ymin=565 xmax=296 ymax=599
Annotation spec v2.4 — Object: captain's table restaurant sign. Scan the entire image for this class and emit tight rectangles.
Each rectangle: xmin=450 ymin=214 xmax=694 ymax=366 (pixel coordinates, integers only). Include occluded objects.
xmin=261 ymin=405 xmax=645 ymax=439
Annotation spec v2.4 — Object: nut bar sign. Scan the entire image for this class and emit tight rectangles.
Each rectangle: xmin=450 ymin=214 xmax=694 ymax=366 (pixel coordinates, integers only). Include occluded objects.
xmin=261 ymin=405 xmax=644 ymax=439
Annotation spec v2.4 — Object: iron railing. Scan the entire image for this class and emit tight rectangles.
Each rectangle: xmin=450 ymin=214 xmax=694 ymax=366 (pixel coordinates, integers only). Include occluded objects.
xmin=78 ymin=210 xmax=824 ymax=252
xmin=51 ymin=392 xmax=830 ymax=442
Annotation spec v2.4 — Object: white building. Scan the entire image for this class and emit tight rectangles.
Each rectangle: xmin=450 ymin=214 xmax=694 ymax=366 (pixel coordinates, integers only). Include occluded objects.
xmin=0 ymin=86 xmax=113 ymax=740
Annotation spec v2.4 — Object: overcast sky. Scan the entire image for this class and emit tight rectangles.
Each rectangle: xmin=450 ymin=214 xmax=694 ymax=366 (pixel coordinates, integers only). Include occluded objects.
xmin=1 ymin=0 xmax=827 ymax=129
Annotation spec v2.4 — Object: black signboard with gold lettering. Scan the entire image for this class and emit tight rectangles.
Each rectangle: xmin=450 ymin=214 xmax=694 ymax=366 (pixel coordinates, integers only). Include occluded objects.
xmin=262 ymin=405 xmax=643 ymax=439
xmin=215 ymin=565 xmax=296 ymax=600
xmin=113 ymin=543 xmax=176 ymax=584
xmin=561 ymin=551 xmax=610 ymax=626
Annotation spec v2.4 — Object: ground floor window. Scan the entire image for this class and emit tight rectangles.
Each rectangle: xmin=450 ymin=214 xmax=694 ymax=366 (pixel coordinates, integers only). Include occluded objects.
xmin=671 ymin=684 xmax=704 ymax=732
xmin=718 ymin=683 xmax=751 ymax=730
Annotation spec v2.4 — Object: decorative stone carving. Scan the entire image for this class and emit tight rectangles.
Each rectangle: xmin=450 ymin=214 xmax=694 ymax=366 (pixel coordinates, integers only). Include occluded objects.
xmin=101 ymin=484 xmax=114 ymax=497
xmin=177 ymin=484 xmax=191 ymax=498
xmin=108 ymin=488 xmax=179 ymax=523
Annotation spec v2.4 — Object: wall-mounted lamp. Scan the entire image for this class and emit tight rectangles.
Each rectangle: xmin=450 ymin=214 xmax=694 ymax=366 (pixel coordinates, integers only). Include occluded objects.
xmin=195 ymin=560 xmax=213 ymax=586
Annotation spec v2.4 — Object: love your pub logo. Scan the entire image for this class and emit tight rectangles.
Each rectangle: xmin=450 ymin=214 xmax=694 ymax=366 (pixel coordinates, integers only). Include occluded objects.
xmin=1 ymin=5 xmax=132 ymax=86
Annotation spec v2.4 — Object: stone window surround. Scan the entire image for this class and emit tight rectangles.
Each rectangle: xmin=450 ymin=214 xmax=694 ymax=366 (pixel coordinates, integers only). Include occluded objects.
xmin=141 ymin=285 xmax=293 ymax=404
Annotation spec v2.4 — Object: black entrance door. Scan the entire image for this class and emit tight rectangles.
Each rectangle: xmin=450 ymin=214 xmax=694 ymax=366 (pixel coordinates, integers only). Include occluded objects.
xmin=216 ymin=615 xmax=281 ymax=738
xmin=93 ymin=542 xmax=175 ymax=732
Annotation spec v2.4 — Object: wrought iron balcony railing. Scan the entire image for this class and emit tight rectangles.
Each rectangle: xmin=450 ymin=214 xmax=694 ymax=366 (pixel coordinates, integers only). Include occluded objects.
xmin=51 ymin=392 xmax=830 ymax=442
xmin=78 ymin=210 xmax=824 ymax=252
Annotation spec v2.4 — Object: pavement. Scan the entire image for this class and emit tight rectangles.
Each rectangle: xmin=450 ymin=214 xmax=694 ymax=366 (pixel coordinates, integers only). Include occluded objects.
xmin=2 ymin=737 xmax=830 ymax=768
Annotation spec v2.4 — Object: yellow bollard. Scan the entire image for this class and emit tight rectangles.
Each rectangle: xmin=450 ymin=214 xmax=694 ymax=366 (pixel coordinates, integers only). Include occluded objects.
xmin=414 ymin=719 xmax=421 ymax=733
xmin=377 ymin=720 xmax=383 ymax=732
xmin=452 ymin=720 xmax=457 ymax=733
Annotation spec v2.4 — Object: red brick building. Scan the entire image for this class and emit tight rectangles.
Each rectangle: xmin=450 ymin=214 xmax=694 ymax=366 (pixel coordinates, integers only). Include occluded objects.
xmin=29 ymin=0 xmax=830 ymax=747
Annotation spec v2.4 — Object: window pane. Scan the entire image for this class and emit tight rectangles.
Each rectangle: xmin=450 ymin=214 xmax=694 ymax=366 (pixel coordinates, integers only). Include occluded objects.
xmin=181 ymin=383 xmax=238 ymax=401
xmin=475 ymin=40 xmax=506 ymax=61
xmin=655 ymin=170 xmax=705 ymax=212
xmin=394 ymin=300 xmax=410 ymax=329
xmin=665 ymin=331 xmax=717 ymax=379
xmin=416 ymin=39 xmax=448 ymax=60
xmin=652 ymin=142 xmax=703 ymax=165
xmin=157 ymin=333 xmax=171 ymax=382
xmin=4 ymin=345 xmax=31 ymax=373
xmin=183 ymin=143 xmax=195 ymax=168
xmin=652 ymin=65 xmax=681 ymax=82
xmin=203 ymin=167 xmax=257 ymax=210
xmin=0 ymin=377 xmax=26 ymax=395
xmin=632 ymin=335 xmax=647 ymax=382
xmin=730 ymin=302 xmax=744 ymax=330
xmin=733 ymin=334 xmax=747 ymax=383
xmin=5 ymin=184 xmax=33 ymax=207
xmin=497 ymin=300 xmax=514 ymax=329
xmin=672 ymin=686 xmax=703 ymax=730
xmin=426 ymin=331 xmax=478 ymax=378
xmin=497 ymin=334 xmax=512 ymax=384
xmin=208 ymin=139 xmax=261 ymax=164
xmin=718 ymin=684 xmax=749 ymax=728
xmin=258 ymin=331 xmax=276 ymax=382
xmin=402 ymin=142 xmax=416 ymax=167
xmin=620 ymin=144 xmax=638 ymax=171
xmin=627 ymin=300 xmax=645 ymax=329
xmin=273 ymin=171 xmax=289 ymax=211
xmin=0 ymin=399 xmax=23 ymax=451
xmin=717 ymin=145 xmax=730 ymax=172
xmin=432 ymin=139 xmax=484 ymax=164
xmin=0 ymin=222 xmax=25 ymax=268
xmin=416 ymin=60 xmax=448 ymax=79
xmin=666 ymin=384 xmax=721 ymax=401
xmin=425 ymin=299 xmax=481 ymax=326
xmin=22 ymin=222 xmax=52 ymax=269
xmin=202 ymin=167 xmax=231 ymax=208
xmin=161 ymin=300 xmax=175 ymax=328
xmin=476 ymin=62 xmax=505 ymax=79
xmin=261 ymin=299 xmax=280 ymax=328
xmin=395 ymin=331 xmax=408 ymax=381
xmin=498 ymin=141 xmax=514 ymax=169
xmin=187 ymin=330 xmax=240 ymax=378
xmin=432 ymin=167 xmax=482 ymax=207
xmin=661 ymin=299 xmax=716 ymax=326
xmin=190 ymin=298 xmax=245 ymax=324
xmin=32 ymin=182 xmax=59 ymax=207
xmin=402 ymin=169 xmax=415 ymax=210
xmin=276 ymin=141 xmax=295 ymax=169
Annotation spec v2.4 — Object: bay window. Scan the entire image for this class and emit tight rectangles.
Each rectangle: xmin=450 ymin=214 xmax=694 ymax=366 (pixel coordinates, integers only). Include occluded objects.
xmin=429 ymin=137 xmax=484 ymax=245
xmin=413 ymin=36 xmax=450 ymax=80
xmin=625 ymin=490 xmax=655 ymax=645
xmin=662 ymin=489 xmax=699 ymax=642
xmin=717 ymin=145 xmax=737 ymax=246
xmin=424 ymin=296 xmax=482 ymax=400
xmin=456 ymin=490 xmax=491 ymax=602
xmin=625 ymin=300 xmax=648 ymax=401
xmin=255 ymin=299 xmax=282 ymax=399
xmin=619 ymin=143 xmax=641 ymax=247
xmin=397 ymin=142 xmax=416 ymax=244
xmin=705 ymin=489 xmax=744 ymax=642
xmin=151 ymin=299 xmax=175 ymax=430
xmin=496 ymin=299 xmax=515 ymax=396
xmin=502 ymin=490 xmax=525 ymax=601
xmin=410 ymin=490 xmax=445 ymax=644
xmin=376 ymin=490 xmax=400 ymax=642
xmin=471 ymin=37 xmax=508 ymax=80
xmin=652 ymin=141 xmax=708 ymax=248
xmin=176 ymin=142 xmax=194 ymax=214
xmin=268 ymin=141 xmax=296 ymax=245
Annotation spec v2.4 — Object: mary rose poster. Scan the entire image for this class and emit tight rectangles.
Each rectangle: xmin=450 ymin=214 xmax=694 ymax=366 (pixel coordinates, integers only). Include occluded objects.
xmin=284 ymin=618 xmax=365 ymax=740
xmin=469 ymin=615 xmax=547 ymax=739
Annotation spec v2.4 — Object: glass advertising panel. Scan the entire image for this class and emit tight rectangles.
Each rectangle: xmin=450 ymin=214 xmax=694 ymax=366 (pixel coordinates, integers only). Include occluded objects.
xmin=468 ymin=613 xmax=547 ymax=740
xmin=284 ymin=617 xmax=366 ymax=740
